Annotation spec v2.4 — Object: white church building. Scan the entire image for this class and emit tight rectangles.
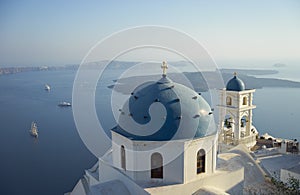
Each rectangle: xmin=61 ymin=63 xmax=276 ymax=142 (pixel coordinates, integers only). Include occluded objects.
xmin=68 ymin=64 xmax=267 ymax=195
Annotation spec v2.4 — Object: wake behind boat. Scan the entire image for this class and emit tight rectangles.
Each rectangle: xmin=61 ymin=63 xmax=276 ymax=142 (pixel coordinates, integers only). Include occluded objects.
xmin=58 ymin=101 xmax=71 ymax=107
xmin=30 ymin=122 xmax=38 ymax=137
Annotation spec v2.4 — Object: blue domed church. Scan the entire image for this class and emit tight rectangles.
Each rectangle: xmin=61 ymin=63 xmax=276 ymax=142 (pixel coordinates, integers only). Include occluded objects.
xmin=69 ymin=64 xmax=263 ymax=195
xmin=111 ymin=62 xmax=217 ymax=186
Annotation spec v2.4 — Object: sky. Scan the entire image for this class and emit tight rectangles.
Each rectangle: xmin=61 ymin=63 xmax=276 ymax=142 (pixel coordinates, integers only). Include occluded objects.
xmin=0 ymin=0 xmax=299 ymax=67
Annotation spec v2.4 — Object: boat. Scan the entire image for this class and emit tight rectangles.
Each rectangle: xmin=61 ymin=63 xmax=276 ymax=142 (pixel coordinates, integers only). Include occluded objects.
xmin=45 ymin=84 xmax=51 ymax=91
xmin=58 ymin=101 xmax=72 ymax=107
xmin=29 ymin=122 xmax=38 ymax=137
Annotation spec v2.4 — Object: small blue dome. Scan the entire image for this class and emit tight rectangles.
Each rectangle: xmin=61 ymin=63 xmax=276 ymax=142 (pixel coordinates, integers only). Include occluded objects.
xmin=226 ymin=75 xmax=245 ymax=91
xmin=112 ymin=76 xmax=216 ymax=141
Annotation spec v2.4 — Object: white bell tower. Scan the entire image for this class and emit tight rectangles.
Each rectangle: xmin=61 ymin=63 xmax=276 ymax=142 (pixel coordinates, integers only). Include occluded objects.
xmin=218 ymin=73 xmax=258 ymax=149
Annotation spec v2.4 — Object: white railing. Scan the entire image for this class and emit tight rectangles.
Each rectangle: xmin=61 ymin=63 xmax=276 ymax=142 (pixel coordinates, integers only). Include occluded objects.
xmin=220 ymin=132 xmax=257 ymax=146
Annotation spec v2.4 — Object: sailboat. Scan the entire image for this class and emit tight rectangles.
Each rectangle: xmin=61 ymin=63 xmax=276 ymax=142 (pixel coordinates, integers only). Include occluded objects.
xmin=30 ymin=122 xmax=38 ymax=138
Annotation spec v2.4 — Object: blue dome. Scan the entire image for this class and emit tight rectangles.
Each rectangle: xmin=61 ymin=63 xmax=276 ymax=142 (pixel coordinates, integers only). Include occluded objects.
xmin=226 ymin=75 xmax=245 ymax=91
xmin=112 ymin=76 xmax=216 ymax=141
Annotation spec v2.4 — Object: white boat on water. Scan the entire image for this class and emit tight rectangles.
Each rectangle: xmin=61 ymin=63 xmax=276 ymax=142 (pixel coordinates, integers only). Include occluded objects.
xmin=45 ymin=84 xmax=51 ymax=91
xmin=58 ymin=101 xmax=71 ymax=107
xmin=30 ymin=122 xmax=38 ymax=137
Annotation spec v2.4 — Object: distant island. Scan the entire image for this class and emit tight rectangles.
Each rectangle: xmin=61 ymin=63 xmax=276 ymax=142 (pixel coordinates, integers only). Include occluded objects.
xmin=220 ymin=68 xmax=278 ymax=75
xmin=0 ymin=65 xmax=78 ymax=75
xmin=0 ymin=61 xmax=279 ymax=76
xmin=273 ymin=63 xmax=286 ymax=68
xmin=1 ymin=62 xmax=300 ymax=92
xmin=109 ymin=71 xmax=300 ymax=94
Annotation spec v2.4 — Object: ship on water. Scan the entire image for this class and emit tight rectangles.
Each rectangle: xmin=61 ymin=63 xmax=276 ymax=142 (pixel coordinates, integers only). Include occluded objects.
xmin=58 ymin=101 xmax=71 ymax=107
xmin=45 ymin=84 xmax=51 ymax=91
xmin=29 ymin=122 xmax=38 ymax=138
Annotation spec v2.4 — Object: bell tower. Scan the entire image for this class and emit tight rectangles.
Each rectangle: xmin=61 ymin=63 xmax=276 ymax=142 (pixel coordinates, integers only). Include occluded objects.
xmin=218 ymin=73 xmax=258 ymax=149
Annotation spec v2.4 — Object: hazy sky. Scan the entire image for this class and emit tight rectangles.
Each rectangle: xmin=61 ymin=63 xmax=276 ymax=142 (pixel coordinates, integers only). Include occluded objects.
xmin=0 ymin=0 xmax=299 ymax=67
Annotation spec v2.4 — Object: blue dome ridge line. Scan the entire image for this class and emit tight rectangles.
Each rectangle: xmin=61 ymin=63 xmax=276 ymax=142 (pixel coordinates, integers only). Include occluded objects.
xmin=112 ymin=75 xmax=217 ymax=141
xmin=226 ymin=73 xmax=245 ymax=91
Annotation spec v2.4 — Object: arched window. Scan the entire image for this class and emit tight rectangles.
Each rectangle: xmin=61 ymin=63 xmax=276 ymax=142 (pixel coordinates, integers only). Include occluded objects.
xmin=151 ymin=152 xmax=163 ymax=179
xmin=241 ymin=116 xmax=247 ymax=128
xmin=121 ymin=145 xmax=126 ymax=170
xmin=226 ymin=96 xmax=232 ymax=106
xmin=243 ymin=97 xmax=247 ymax=105
xmin=197 ymin=149 xmax=205 ymax=174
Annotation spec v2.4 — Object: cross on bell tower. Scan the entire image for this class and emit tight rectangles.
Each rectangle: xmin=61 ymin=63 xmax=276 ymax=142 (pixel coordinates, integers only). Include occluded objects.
xmin=161 ymin=61 xmax=168 ymax=77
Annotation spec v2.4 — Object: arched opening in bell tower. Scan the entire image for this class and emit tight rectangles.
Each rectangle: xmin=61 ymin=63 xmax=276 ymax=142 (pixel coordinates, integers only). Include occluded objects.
xmin=226 ymin=96 xmax=232 ymax=106
xmin=240 ymin=115 xmax=249 ymax=138
xmin=243 ymin=96 xmax=247 ymax=105
xmin=223 ymin=115 xmax=235 ymax=144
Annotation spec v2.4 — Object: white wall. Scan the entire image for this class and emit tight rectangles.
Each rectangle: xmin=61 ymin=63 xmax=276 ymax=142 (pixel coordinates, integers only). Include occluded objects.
xmin=70 ymin=179 xmax=86 ymax=195
xmin=132 ymin=140 xmax=185 ymax=184
xmin=98 ymin=158 xmax=150 ymax=195
xmin=280 ymin=168 xmax=300 ymax=184
xmin=146 ymin=168 xmax=244 ymax=195
xmin=111 ymin=132 xmax=132 ymax=168
xmin=184 ymin=135 xmax=217 ymax=183
xmin=112 ymin=131 xmax=218 ymax=185
xmin=112 ymin=131 xmax=187 ymax=185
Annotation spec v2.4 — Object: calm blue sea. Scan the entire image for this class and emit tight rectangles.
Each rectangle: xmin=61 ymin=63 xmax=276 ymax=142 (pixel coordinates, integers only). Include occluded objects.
xmin=0 ymin=70 xmax=98 ymax=195
xmin=0 ymin=68 xmax=299 ymax=194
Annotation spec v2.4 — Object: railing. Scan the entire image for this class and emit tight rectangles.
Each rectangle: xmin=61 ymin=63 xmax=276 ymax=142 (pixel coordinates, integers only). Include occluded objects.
xmin=221 ymin=132 xmax=257 ymax=146
xmin=235 ymin=134 xmax=257 ymax=145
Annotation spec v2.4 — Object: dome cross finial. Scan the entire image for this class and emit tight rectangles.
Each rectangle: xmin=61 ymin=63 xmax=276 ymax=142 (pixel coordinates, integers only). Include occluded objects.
xmin=233 ymin=72 xmax=237 ymax=77
xmin=161 ymin=61 xmax=168 ymax=76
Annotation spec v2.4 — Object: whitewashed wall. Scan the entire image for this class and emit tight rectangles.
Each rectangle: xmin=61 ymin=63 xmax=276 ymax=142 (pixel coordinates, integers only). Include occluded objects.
xmin=184 ymin=134 xmax=217 ymax=183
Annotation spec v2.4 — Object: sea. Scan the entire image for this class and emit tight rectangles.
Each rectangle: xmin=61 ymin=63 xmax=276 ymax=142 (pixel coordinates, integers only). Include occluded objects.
xmin=0 ymin=65 xmax=299 ymax=194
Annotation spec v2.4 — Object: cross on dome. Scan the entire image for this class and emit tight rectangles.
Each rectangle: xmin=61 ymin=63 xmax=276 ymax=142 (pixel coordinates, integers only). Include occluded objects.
xmin=161 ymin=61 xmax=168 ymax=76
xmin=233 ymin=72 xmax=237 ymax=77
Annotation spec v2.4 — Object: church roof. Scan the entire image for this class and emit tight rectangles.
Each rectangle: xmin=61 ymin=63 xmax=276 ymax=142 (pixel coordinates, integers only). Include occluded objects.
xmin=90 ymin=180 xmax=130 ymax=195
xmin=226 ymin=73 xmax=245 ymax=91
xmin=112 ymin=74 xmax=216 ymax=141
